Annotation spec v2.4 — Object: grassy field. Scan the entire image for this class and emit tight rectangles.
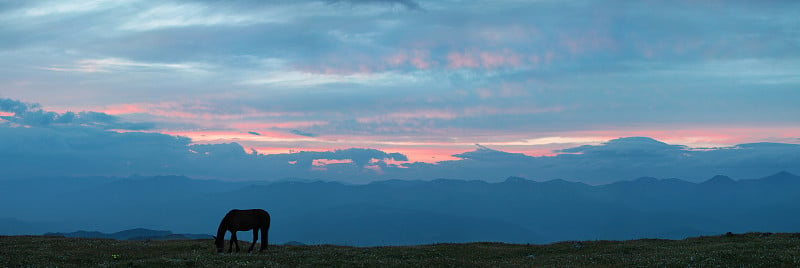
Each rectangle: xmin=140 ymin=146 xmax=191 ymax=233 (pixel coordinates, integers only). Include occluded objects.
xmin=2 ymin=232 xmax=799 ymax=267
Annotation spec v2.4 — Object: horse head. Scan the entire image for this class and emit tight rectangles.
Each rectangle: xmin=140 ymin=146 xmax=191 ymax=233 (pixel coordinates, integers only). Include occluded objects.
xmin=213 ymin=235 xmax=224 ymax=253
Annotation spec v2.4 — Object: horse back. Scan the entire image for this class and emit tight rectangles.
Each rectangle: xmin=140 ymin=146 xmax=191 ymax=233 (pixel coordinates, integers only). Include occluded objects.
xmin=223 ymin=209 xmax=270 ymax=230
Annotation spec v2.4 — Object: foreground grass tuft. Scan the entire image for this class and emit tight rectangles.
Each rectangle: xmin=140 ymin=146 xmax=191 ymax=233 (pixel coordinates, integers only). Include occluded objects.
xmin=1 ymin=232 xmax=799 ymax=267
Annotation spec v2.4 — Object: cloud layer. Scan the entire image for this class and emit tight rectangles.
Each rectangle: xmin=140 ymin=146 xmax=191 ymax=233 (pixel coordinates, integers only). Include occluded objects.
xmin=1 ymin=1 xmax=799 ymax=174
xmin=1 ymin=1 xmax=798 ymax=147
xmin=2 ymin=98 xmax=799 ymax=184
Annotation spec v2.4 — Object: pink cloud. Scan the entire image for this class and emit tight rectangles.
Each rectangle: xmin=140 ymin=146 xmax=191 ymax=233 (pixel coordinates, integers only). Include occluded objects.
xmin=409 ymin=49 xmax=434 ymax=69
xmin=447 ymin=48 xmax=527 ymax=70
xmin=119 ymin=125 xmax=800 ymax=167
xmin=306 ymin=49 xmax=438 ymax=74
xmin=229 ymin=121 xmax=328 ymax=130
xmin=479 ymin=49 xmax=524 ymax=69
xmin=386 ymin=51 xmax=409 ymax=66
xmin=160 ymin=130 xmax=312 ymax=143
xmin=97 ymin=101 xmax=305 ymax=121
xmin=251 ymin=147 xmax=334 ymax=155
xmin=447 ymin=51 xmax=480 ymax=69
xmin=313 ymin=159 xmax=353 ymax=166
xmin=100 ymin=104 xmax=148 ymax=114
xmin=557 ymin=126 xmax=800 ymax=148
xmin=380 ymin=147 xmax=463 ymax=163
xmin=302 ymin=47 xmax=536 ymax=74
xmin=0 ymin=112 xmax=15 ymax=117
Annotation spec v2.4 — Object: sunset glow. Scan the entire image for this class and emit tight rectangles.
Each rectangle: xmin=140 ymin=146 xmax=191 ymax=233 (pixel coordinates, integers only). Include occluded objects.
xmin=1 ymin=0 xmax=798 ymax=181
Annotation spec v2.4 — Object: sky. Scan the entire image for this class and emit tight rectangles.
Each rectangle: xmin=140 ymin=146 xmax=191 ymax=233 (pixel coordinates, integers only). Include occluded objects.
xmin=1 ymin=0 xmax=799 ymax=183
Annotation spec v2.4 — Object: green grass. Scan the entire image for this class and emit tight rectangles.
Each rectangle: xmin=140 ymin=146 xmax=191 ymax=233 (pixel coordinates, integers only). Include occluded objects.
xmin=2 ymin=233 xmax=799 ymax=267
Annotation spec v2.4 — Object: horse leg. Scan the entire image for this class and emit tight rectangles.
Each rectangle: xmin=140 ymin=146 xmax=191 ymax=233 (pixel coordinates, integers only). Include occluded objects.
xmin=227 ymin=231 xmax=234 ymax=253
xmin=248 ymin=229 xmax=258 ymax=252
xmin=232 ymin=232 xmax=240 ymax=252
xmin=260 ymin=226 xmax=268 ymax=252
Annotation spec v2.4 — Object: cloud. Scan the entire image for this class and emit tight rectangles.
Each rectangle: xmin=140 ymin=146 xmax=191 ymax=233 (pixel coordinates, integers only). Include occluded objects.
xmin=275 ymin=148 xmax=408 ymax=168
xmin=0 ymin=99 xmax=412 ymax=181
xmin=325 ymin=0 xmax=422 ymax=10
xmin=1 ymin=1 xmax=799 ymax=183
xmin=290 ymin=129 xmax=318 ymax=137
xmin=0 ymin=98 xmax=29 ymax=114
xmin=0 ymin=98 xmax=153 ymax=130
xmin=453 ymin=144 xmax=533 ymax=162
xmin=426 ymin=137 xmax=800 ymax=184
xmin=0 ymin=124 xmax=192 ymax=178
xmin=39 ymin=58 xmax=209 ymax=73
xmin=238 ymin=69 xmax=421 ymax=87
xmin=19 ymin=0 xmax=125 ymax=17
xmin=3 ymin=100 xmax=799 ymax=184
xmin=118 ymin=2 xmax=289 ymax=31
xmin=446 ymin=49 xmax=527 ymax=70
xmin=557 ymin=137 xmax=686 ymax=158
xmin=0 ymin=121 xmax=412 ymax=181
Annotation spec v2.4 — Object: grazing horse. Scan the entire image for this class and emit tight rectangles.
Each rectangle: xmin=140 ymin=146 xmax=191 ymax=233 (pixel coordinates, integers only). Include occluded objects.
xmin=214 ymin=209 xmax=271 ymax=253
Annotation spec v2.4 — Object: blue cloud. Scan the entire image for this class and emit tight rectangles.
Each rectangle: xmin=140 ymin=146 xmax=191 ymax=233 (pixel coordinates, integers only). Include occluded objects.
xmin=0 ymin=98 xmax=153 ymax=130
xmin=289 ymin=129 xmax=318 ymax=137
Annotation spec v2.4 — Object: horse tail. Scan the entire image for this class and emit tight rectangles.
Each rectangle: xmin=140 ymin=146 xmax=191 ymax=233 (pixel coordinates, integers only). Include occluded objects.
xmin=261 ymin=210 xmax=271 ymax=251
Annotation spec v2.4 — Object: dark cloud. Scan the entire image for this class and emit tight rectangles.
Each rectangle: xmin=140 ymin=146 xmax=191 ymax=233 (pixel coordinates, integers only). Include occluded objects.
xmin=189 ymin=143 xmax=249 ymax=159
xmin=0 ymin=98 xmax=153 ymax=130
xmin=0 ymin=125 xmax=192 ymax=178
xmin=0 ymin=98 xmax=29 ymax=114
xmin=248 ymin=131 xmax=261 ymax=136
xmin=454 ymin=144 xmax=533 ymax=162
xmin=290 ymin=129 xmax=318 ymax=137
xmin=558 ymin=137 xmax=686 ymax=158
xmin=387 ymin=152 xmax=408 ymax=161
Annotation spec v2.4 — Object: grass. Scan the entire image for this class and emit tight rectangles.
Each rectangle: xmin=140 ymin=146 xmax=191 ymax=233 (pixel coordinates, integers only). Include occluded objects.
xmin=1 ymin=232 xmax=799 ymax=267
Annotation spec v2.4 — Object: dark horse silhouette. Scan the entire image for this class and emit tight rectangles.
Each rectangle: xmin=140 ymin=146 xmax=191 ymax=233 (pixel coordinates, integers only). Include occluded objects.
xmin=214 ymin=209 xmax=271 ymax=253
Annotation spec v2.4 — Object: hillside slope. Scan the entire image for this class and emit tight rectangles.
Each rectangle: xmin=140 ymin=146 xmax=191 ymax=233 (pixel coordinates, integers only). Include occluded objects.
xmin=1 ymin=232 xmax=799 ymax=267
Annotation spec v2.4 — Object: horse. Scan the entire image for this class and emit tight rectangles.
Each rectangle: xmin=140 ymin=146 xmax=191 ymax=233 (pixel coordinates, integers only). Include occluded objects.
xmin=213 ymin=209 xmax=271 ymax=253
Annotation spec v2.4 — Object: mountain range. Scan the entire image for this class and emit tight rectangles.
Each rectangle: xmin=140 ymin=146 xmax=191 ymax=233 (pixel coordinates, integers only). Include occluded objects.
xmin=1 ymin=172 xmax=799 ymax=246
xmin=43 ymin=228 xmax=211 ymax=240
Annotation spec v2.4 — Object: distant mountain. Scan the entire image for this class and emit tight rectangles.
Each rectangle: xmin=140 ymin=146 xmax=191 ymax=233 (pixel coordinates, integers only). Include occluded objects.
xmin=3 ymin=172 xmax=800 ymax=246
xmin=43 ymin=228 xmax=212 ymax=240
xmin=0 ymin=218 xmax=61 ymax=235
